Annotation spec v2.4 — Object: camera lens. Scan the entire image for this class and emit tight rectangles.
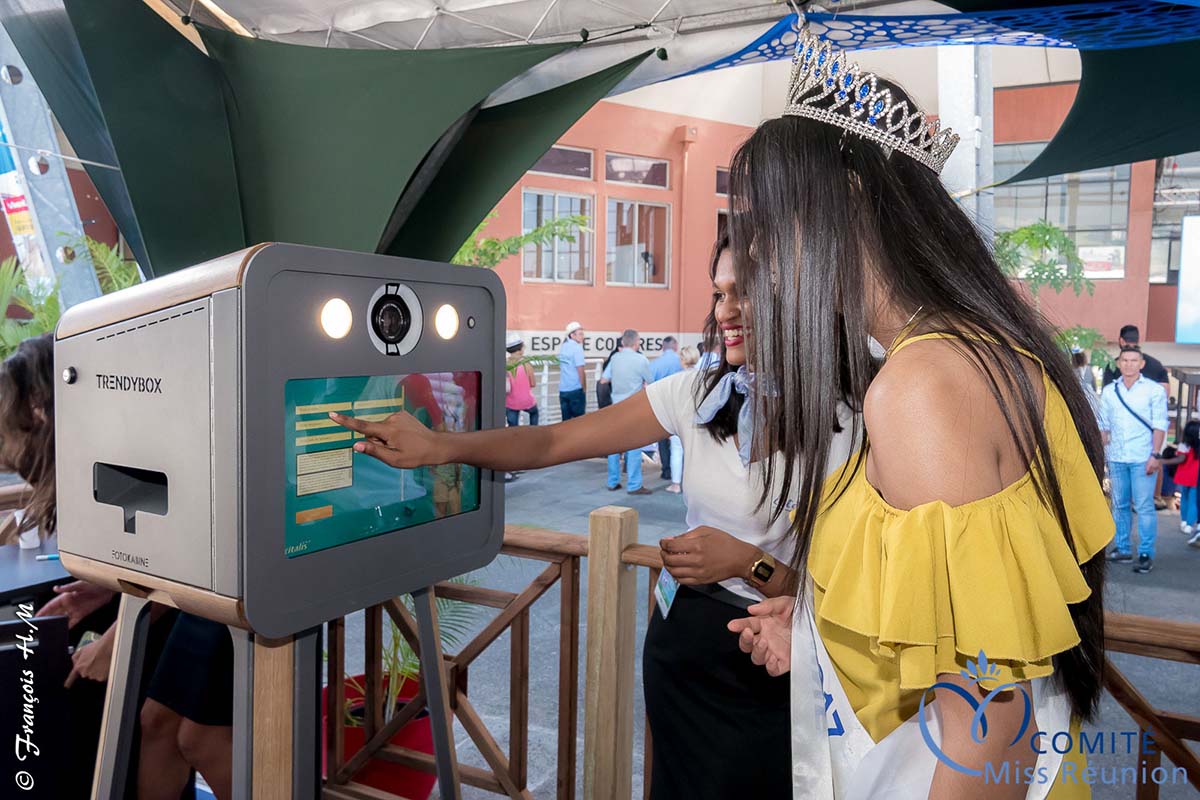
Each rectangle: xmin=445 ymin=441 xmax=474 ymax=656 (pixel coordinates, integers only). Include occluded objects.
xmin=371 ymin=295 xmax=411 ymax=344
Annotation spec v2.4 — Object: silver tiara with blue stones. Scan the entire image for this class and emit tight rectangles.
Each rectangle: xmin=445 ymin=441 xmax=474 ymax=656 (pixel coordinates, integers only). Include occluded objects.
xmin=783 ymin=29 xmax=959 ymax=174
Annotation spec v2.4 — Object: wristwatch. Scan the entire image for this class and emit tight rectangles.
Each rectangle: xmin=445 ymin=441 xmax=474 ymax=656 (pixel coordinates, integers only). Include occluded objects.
xmin=747 ymin=550 xmax=777 ymax=589
xmin=1151 ymin=452 xmax=1163 ymax=460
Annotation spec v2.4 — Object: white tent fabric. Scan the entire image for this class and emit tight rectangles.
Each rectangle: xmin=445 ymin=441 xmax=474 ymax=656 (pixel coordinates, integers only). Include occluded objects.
xmin=164 ymin=0 xmax=949 ymax=102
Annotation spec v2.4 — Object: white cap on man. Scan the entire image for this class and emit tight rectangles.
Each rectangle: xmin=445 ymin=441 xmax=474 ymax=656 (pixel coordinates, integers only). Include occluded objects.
xmin=505 ymin=333 xmax=523 ymax=350
xmin=565 ymin=321 xmax=582 ymax=335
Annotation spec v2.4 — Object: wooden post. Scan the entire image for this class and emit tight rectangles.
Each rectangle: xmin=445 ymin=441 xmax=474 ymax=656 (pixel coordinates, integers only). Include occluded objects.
xmin=644 ymin=567 xmax=659 ymax=800
xmin=364 ymin=605 xmax=384 ymax=737
xmin=583 ymin=506 xmax=638 ymax=800
xmin=1136 ymin=727 xmax=1162 ymax=800
xmin=325 ymin=617 xmax=346 ymax=781
xmin=252 ymin=636 xmax=295 ymax=800
xmin=558 ymin=555 xmax=581 ymax=800
xmin=510 ymin=608 xmax=530 ymax=789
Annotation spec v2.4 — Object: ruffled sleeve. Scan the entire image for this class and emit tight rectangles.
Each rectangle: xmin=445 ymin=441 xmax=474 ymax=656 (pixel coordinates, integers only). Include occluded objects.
xmin=809 ymin=452 xmax=1113 ymax=692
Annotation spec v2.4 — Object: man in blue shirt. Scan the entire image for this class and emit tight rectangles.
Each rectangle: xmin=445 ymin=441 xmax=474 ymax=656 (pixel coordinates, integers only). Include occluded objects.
xmin=601 ymin=329 xmax=653 ymax=494
xmin=557 ymin=321 xmax=588 ymax=422
xmin=651 ymin=337 xmax=683 ymax=480
xmin=1099 ymin=347 xmax=1169 ymax=574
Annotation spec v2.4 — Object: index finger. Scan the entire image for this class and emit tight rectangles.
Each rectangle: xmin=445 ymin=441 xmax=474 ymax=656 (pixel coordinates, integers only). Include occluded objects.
xmin=328 ymin=411 xmax=381 ymax=437
xmin=64 ymin=665 xmax=80 ymax=689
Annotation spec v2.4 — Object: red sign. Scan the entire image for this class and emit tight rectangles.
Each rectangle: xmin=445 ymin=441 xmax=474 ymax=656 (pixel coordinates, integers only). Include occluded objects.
xmin=2 ymin=194 xmax=27 ymax=215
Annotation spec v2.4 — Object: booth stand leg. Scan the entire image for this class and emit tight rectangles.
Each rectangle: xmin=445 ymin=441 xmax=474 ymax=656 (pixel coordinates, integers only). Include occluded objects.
xmin=92 ymin=594 xmax=153 ymax=800
xmin=413 ymin=585 xmax=462 ymax=800
xmin=231 ymin=626 xmax=322 ymax=800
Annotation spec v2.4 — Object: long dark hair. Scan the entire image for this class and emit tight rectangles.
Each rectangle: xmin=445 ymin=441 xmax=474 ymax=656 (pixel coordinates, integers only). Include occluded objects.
xmin=1183 ymin=419 xmax=1200 ymax=451
xmin=728 ymin=82 xmax=1107 ymax=720
xmin=0 ymin=334 xmax=57 ymax=536
xmin=694 ymin=234 xmax=742 ymax=441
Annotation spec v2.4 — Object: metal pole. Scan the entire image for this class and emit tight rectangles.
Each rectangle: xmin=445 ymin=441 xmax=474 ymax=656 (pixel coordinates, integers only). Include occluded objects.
xmin=937 ymin=43 xmax=995 ymax=235
xmin=412 ymin=585 xmax=463 ymax=800
xmin=91 ymin=594 xmax=152 ymax=800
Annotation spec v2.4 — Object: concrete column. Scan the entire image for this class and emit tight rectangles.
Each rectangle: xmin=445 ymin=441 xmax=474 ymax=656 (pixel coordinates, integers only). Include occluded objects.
xmin=937 ymin=44 xmax=994 ymax=237
xmin=0 ymin=21 xmax=101 ymax=308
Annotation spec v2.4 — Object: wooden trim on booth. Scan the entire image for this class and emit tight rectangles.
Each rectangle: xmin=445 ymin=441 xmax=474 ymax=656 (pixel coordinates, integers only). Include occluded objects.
xmin=55 ymin=243 xmax=271 ymax=339
xmin=252 ymin=636 xmax=295 ymax=800
xmin=59 ymin=551 xmax=248 ymax=628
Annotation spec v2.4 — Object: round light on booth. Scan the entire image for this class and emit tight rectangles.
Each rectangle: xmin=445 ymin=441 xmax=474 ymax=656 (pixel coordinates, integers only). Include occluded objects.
xmin=434 ymin=304 xmax=459 ymax=340
xmin=320 ymin=298 xmax=353 ymax=339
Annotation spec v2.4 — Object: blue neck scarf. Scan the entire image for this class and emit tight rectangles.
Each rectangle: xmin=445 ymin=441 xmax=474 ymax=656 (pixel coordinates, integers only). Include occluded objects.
xmin=693 ymin=366 xmax=769 ymax=467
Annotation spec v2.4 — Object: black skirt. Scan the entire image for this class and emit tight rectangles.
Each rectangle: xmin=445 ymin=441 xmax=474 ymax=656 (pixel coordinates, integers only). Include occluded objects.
xmin=146 ymin=612 xmax=235 ymax=726
xmin=643 ymin=584 xmax=791 ymax=800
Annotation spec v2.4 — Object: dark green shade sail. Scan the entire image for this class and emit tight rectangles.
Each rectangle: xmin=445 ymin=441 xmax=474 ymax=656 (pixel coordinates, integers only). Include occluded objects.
xmin=1006 ymin=39 xmax=1200 ymax=183
xmin=199 ymin=26 xmax=573 ymax=253
xmin=386 ymin=50 xmax=653 ymax=262
xmin=65 ymin=0 xmax=243 ymax=277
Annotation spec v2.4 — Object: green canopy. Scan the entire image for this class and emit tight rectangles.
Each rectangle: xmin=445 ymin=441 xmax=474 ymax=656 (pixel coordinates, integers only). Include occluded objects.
xmin=198 ymin=26 xmax=571 ymax=253
xmin=386 ymin=51 xmax=652 ymax=261
xmin=941 ymin=1 xmax=1200 ymax=183
xmin=6 ymin=0 xmax=583 ymax=276
xmin=64 ymin=0 xmax=244 ymax=277
xmin=1005 ymin=40 xmax=1200 ymax=183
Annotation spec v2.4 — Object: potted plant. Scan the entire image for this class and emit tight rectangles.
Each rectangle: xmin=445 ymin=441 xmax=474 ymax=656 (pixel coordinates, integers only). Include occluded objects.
xmin=322 ymin=584 xmax=479 ymax=798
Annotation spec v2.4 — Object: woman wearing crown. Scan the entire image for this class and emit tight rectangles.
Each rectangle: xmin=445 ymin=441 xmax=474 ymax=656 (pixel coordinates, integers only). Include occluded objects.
xmin=726 ymin=29 xmax=1114 ymax=800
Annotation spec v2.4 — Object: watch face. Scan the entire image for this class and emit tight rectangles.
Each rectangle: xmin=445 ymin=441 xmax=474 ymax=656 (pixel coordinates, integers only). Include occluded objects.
xmin=753 ymin=561 xmax=774 ymax=582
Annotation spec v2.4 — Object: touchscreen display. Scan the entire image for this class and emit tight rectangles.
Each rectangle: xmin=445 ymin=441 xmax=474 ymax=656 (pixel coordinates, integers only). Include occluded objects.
xmin=284 ymin=372 xmax=481 ymax=557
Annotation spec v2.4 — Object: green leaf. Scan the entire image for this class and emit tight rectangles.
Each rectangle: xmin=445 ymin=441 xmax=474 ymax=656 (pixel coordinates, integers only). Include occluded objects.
xmin=995 ymin=219 xmax=1093 ymax=304
xmin=452 ymin=211 xmax=588 ymax=269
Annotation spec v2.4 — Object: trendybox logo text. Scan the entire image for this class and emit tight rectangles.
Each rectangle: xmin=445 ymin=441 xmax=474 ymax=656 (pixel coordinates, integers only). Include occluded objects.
xmin=919 ymin=651 xmax=1187 ymax=788
xmin=96 ymin=373 xmax=163 ymax=394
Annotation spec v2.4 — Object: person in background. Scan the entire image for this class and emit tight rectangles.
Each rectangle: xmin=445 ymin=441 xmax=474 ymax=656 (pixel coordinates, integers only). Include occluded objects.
xmin=0 ymin=333 xmax=56 ymax=545
xmin=652 ymin=336 xmax=684 ymax=482
xmin=1102 ymin=324 xmax=1170 ymax=394
xmin=596 ymin=342 xmax=620 ymax=410
xmin=1163 ymin=419 xmax=1200 ymax=542
xmin=139 ymin=614 xmax=234 ymax=800
xmin=504 ymin=333 xmax=538 ymax=482
xmin=505 ymin=334 xmax=538 ymax=427
xmin=663 ymin=345 xmax=699 ymax=495
xmin=557 ymin=321 xmax=588 ymax=421
xmin=1100 ymin=347 xmax=1169 ymax=574
xmin=1071 ymin=348 xmax=1100 ymax=422
xmin=1100 ymin=326 xmax=1174 ymax=509
xmin=600 ymin=329 xmax=653 ymax=494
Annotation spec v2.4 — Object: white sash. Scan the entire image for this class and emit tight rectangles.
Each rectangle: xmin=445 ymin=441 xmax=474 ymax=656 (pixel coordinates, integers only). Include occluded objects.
xmin=790 ymin=593 xmax=1071 ymax=799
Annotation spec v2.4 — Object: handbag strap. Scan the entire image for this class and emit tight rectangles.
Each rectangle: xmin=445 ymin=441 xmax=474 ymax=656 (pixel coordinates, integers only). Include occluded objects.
xmin=1114 ymin=382 xmax=1154 ymax=432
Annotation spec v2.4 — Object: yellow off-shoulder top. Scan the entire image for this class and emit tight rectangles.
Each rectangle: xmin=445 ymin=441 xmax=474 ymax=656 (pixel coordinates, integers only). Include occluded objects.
xmin=809 ymin=333 xmax=1115 ymax=797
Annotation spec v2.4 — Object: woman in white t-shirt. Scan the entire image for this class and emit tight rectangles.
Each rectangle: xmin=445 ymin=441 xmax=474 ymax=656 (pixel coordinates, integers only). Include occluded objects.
xmin=333 ymin=237 xmax=856 ymax=799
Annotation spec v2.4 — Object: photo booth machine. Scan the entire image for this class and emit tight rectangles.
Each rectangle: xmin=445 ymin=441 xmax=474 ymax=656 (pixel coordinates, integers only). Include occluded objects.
xmin=54 ymin=242 xmax=505 ymax=800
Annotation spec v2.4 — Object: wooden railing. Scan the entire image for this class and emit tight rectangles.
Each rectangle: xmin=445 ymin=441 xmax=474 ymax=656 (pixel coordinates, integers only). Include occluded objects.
xmin=314 ymin=506 xmax=1200 ymax=799
xmin=322 ymin=520 xmax=586 ymax=800
xmin=1104 ymin=613 xmax=1200 ymax=799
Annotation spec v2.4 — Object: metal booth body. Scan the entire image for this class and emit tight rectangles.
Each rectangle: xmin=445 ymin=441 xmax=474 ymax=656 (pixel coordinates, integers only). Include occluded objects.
xmin=54 ymin=243 xmax=505 ymax=799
